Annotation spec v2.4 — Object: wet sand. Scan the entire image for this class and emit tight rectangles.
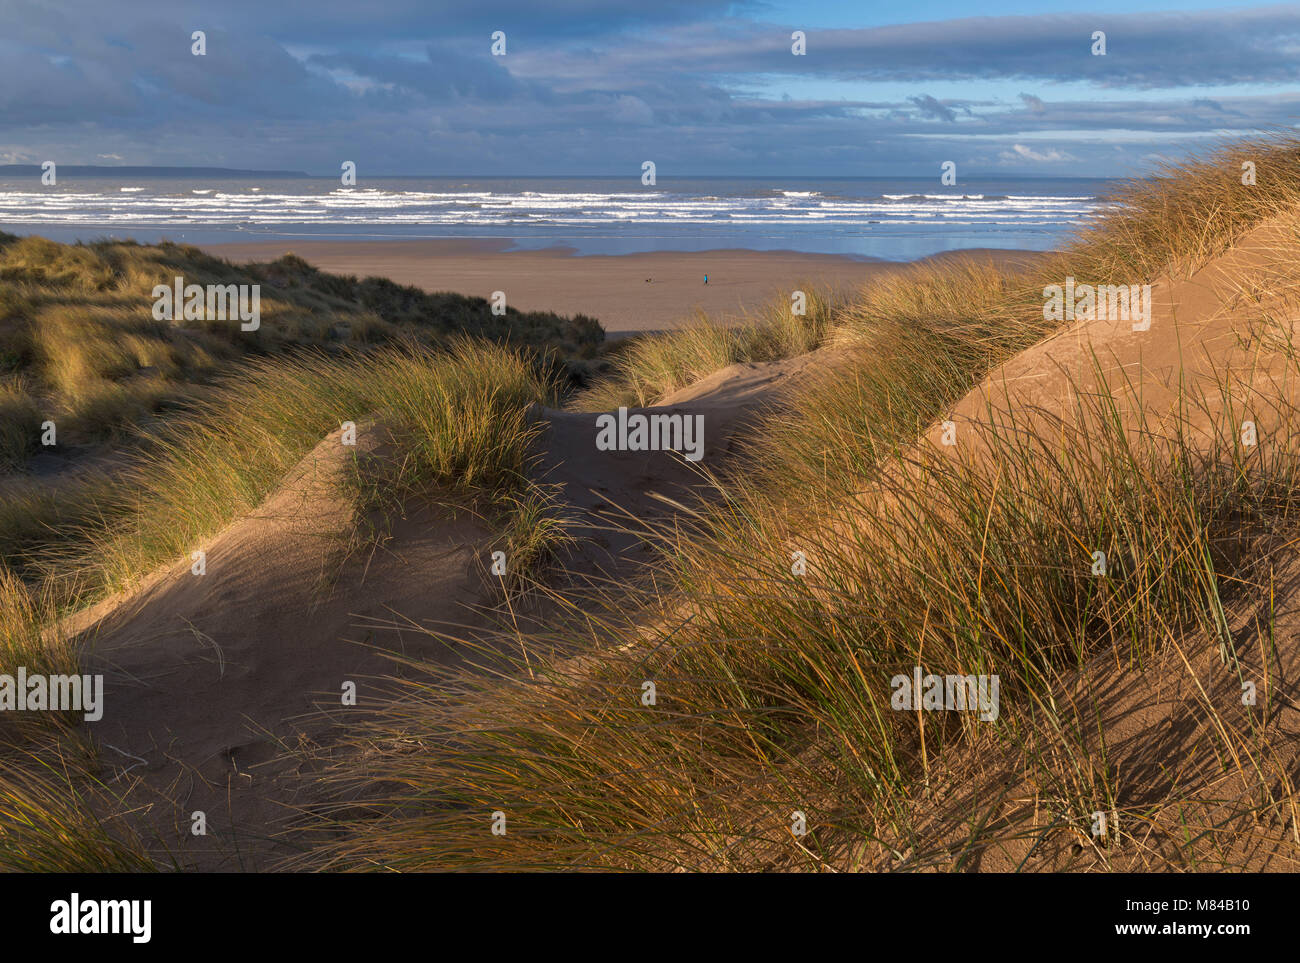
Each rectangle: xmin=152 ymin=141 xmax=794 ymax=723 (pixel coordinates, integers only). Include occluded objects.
xmin=205 ymin=239 xmax=1043 ymax=336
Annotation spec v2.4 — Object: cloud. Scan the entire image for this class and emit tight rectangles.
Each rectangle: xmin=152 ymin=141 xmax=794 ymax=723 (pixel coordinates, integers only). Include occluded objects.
xmin=534 ymin=8 xmax=1300 ymax=90
xmin=11 ymin=0 xmax=743 ymax=43
xmin=1003 ymin=143 xmax=1077 ymax=163
xmin=307 ymin=45 xmax=528 ymax=103
xmin=909 ymin=94 xmax=956 ymax=123
xmin=610 ymin=94 xmax=654 ymax=124
xmin=1 ymin=1 xmax=1298 ymax=175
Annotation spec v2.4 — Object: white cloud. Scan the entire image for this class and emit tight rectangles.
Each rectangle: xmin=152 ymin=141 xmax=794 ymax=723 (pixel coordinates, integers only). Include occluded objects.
xmin=1002 ymin=143 xmax=1076 ymax=163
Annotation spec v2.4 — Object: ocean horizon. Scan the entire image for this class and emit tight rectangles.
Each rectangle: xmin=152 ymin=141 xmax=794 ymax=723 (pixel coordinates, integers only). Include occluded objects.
xmin=0 ymin=174 xmax=1115 ymax=259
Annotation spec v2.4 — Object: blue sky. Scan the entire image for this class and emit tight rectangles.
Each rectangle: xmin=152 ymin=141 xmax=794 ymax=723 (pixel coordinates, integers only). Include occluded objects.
xmin=1 ymin=0 xmax=1297 ymax=177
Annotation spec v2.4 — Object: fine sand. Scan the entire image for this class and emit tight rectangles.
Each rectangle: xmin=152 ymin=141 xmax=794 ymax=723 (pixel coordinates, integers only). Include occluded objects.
xmin=70 ymin=218 xmax=1300 ymax=870
xmin=204 ymin=239 xmax=1041 ymax=336
xmin=79 ymin=357 xmax=819 ymax=869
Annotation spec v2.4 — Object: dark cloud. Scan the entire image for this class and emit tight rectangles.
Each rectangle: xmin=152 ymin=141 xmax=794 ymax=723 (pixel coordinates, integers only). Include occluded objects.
xmin=0 ymin=1 xmax=1297 ymax=175
xmin=307 ymin=46 xmax=529 ymax=103
xmin=12 ymin=0 xmax=748 ymax=42
xmin=624 ymin=8 xmax=1300 ymax=89
xmin=909 ymin=95 xmax=957 ymax=123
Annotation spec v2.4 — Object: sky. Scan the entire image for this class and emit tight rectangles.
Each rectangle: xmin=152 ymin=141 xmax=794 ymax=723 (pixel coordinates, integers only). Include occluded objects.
xmin=0 ymin=0 xmax=1297 ymax=177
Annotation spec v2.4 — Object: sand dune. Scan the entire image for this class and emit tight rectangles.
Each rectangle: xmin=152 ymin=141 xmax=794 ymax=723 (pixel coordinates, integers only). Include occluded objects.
xmin=932 ymin=217 xmax=1300 ymax=453
xmin=75 ymin=216 xmax=1300 ymax=869
xmin=23 ymin=202 xmax=1300 ymax=872
xmin=855 ymin=214 xmax=1300 ymax=871
xmin=73 ymin=349 xmax=824 ymax=868
xmin=79 ymin=425 xmax=498 ymax=868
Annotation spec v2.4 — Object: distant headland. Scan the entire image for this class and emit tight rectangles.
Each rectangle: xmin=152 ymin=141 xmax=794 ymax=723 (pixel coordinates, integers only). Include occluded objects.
xmin=0 ymin=165 xmax=310 ymax=178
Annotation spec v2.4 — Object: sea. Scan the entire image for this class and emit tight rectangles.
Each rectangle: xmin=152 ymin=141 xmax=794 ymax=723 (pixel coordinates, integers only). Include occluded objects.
xmin=0 ymin=175 xmax=1118 ymax=260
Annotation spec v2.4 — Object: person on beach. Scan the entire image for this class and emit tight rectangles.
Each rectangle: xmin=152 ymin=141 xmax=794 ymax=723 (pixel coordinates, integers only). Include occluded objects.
xmin=704 ymin=274 xmax=709 ymax=284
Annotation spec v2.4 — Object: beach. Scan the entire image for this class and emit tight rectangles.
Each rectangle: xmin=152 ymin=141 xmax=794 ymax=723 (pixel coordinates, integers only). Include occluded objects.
xmin=205 ymin=239 xmax=1042 ymax=336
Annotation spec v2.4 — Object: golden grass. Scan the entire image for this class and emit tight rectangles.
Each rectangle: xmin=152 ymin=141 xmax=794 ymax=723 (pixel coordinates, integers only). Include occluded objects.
xmin=0 ymin=339 xmax=566 ymax=872
xmin=0 ymin=232 xmax=603 ymax=461
xmin=309 ymin=334 xmax=1300 ymax=872
xmin=1070 ymin=129 xmax=1300 ymax=281
xmin=6 ymin=338 xmax=558 ymax=606
xmin=14 ymin=131 xmax=1300 ymax=872
xmin=0 ymin=568 xmax=156 ymax=871
xmin=0 ymin=735 xmax=156 ymax=873
xmin=302 ymin=132 xmax=1300 ymax=872
xmin=576 ymin=284 xmax=841 ymax=409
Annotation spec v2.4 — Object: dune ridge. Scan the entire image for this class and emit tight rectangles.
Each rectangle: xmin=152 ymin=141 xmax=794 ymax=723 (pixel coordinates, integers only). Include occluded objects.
xmin=6 ymin=134 xmax=1300 ymax=872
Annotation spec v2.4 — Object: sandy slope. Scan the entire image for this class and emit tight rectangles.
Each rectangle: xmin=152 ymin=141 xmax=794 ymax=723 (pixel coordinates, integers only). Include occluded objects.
xmin=71 ymin=219 xmax=1300 ymax=871
xmin=535 ymin=349 xmax=835 ymax=585
xmin=934 ymin=218 xmax=1300 ymax=451
xmin=79 ymin=425 xmax=498 ymax=869
xmin=876 ymin=552 xmax=1300 ymax=871
xmin=73 ymin=348 xmax=823 ymax=869
xmin=867 ymin=216 xmax=1300 ymax=871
